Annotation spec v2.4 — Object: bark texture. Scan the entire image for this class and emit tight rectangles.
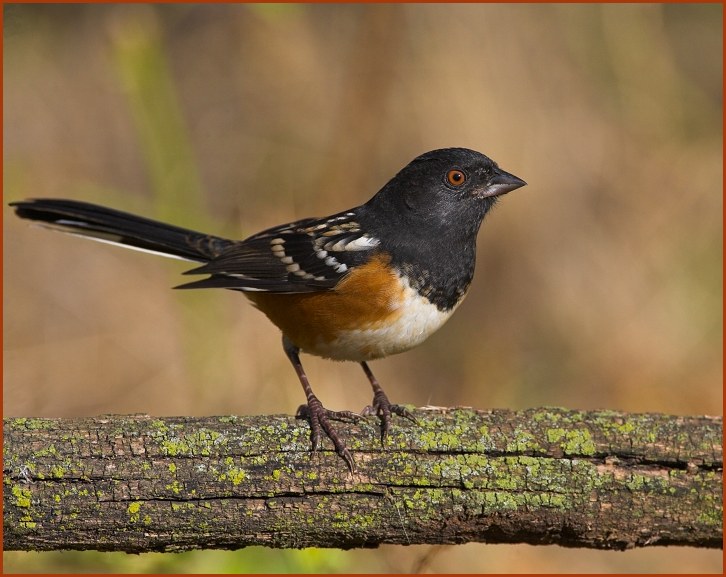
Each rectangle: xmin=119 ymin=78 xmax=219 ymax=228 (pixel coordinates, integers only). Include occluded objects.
xmin=3 ymin=407 xmax=722 ymax=552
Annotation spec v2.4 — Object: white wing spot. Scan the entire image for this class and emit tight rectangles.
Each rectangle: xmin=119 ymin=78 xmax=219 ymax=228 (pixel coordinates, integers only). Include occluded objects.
xmin=270 ymin=238 xmax=286 ymax=258
xmin=328 ymin=240 xmax=349 ymax=252
xmin=345 ymin=236 xmax=380 ymax=250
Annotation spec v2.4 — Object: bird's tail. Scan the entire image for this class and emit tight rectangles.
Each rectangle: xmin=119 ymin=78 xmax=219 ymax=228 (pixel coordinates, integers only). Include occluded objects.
xmin=10 ymin=198 xmax=233 ymax=263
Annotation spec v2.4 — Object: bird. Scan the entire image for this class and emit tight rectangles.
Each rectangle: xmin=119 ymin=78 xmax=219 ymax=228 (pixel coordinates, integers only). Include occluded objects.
xmin=10 ymin=147 xmax=526 ymax=472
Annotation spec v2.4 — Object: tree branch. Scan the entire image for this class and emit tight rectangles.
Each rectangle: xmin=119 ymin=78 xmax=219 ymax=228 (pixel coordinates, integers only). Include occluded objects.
xmin=3 ymin=408 xmax=722 ymax=552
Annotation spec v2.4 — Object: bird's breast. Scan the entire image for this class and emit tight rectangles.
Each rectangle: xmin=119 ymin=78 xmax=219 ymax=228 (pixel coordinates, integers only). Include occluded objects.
xmin=246 ymin=253 xmax=462 ymax=361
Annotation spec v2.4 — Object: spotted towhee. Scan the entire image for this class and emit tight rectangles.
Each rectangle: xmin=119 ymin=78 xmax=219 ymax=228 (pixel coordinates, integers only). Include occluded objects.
xmin=11 ymin=147 xmax=525 ymax=471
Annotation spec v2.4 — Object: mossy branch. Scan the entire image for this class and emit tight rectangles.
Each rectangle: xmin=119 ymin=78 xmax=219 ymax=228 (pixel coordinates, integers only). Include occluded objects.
xmin=3 ymin=408 xmax=722 ymax=553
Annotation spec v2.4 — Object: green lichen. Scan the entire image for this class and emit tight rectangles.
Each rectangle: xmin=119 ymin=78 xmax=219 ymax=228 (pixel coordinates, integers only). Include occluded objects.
xmin=563 ymin=429 xmax=596 ymax=455
xmin=32 ymin=444 xmax=58 ymax=458
xmin=418 ymin=429 xmax=438 ymax=450
xmin=593 ymin=415 xmax=638 ymax=438
xmin=247 ymin=454 xmax=270 ymax=467
xmin=505 ymin=427 xmax=541 ymax=453
xmin=615 ymin=421 xmax=635 ymax=434
xmin=546 ymin=428 xmax=566 ymax=443
xmin=626 ymin=474 xmax=646 ymax=491
xmin=10 ymin=417 xmax=54 ymax=430
xmin=217 ymin=416 xmax=239 ymax=423
xmin=10 ymin=418 xmax=28 ymax=429
xmin=437 ymin=431 xmax=464 ymax=450
xmin=532 ymin=408 xmax=568 ymax=423
xmin=482 ymin=490 xmax=525 ymax=511
xmin=547 ymin=427 xmax=596 ymax=456
xmin=697 ymin=508 xmax=722 ymax=527
xmin=477 ymin=423 xmax=490 ymax=443
xmin=127 ymin=501 xmax=143 ymax=523
xmin=329 ymin=509 xmax=376 ymax=531
xmin=160 ymin=429 xmax=227 ymax=457
xmin=12 ymin=485 xmax=32 ymax=508
xmin=165 ymin=480 xmax=183 ymax=495
xmin=228 ymin=467 xmax=247 ymax=486
xmin=160 ymin=439 xmax=183 ymax=456
xmin=150 ymin=419 xmax=169 ymax=435
xmin=397 ymin=484 xmax=566 ymax=520
xmin=214 ymin=456 xmax=248 ymax=486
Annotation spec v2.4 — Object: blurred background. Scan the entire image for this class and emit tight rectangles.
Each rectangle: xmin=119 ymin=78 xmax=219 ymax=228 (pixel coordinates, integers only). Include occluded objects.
xmin=3 ymin=3 xmax=722 ymax=573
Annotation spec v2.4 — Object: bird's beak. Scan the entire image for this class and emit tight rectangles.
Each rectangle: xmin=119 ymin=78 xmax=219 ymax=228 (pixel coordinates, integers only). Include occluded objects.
xmin=477 ymin=167 xmax=527 ymax=198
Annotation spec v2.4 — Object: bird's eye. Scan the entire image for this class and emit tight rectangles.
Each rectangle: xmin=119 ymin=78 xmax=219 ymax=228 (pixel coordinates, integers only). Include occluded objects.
xmin=446 ymin=169 xmax=466 ymax=187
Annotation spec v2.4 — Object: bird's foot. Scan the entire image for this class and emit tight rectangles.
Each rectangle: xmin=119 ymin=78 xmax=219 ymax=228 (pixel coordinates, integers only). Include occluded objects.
xmin=361 ymin=389 xmax=418 ymax=444
xmin=296 ymin=398 xmax=360 ymax=472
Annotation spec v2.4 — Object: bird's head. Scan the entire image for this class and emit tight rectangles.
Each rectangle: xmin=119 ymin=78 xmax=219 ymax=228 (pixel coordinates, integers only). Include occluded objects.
xmin=366 ymin=147 xmax=526 ymax=235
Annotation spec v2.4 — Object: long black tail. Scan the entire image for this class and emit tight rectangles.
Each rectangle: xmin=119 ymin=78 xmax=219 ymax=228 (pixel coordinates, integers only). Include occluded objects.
xmin=10 ymin=198 xmax=233 ymax=263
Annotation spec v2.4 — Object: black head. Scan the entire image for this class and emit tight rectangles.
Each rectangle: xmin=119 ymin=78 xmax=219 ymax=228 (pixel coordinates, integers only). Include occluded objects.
xmin=363 ymin=148 xmax=526 ymax=239
xmin=356 ymin=148 xmax=525 ymax=310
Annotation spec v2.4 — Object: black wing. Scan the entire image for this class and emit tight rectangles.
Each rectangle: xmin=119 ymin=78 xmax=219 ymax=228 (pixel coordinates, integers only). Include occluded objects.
xmin=176 ymin=210 xmax=382 ymax=293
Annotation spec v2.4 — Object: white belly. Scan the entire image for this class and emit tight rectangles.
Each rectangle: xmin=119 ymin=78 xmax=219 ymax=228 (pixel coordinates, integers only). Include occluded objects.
xmin=311 ymin=278 xmax=460 ymax=361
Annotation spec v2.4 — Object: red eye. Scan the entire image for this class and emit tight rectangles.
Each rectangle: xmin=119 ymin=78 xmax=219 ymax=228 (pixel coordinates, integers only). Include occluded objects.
xmin=446 ymin=169 xmax=466 ymax=186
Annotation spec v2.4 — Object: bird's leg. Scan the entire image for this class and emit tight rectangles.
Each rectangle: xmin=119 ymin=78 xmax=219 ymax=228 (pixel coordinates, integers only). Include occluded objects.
xmin=360 ymin=361 xmax=417 ymax=443
xmin=282 ymin=335 xmax=358 ymax=472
